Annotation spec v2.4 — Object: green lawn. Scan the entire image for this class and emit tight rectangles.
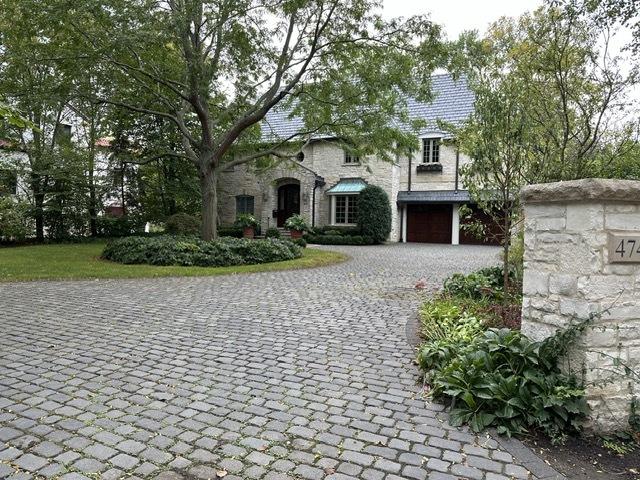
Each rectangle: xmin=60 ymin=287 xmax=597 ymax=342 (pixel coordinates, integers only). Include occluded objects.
xmin=0 ymin=242 xmax=348 ymax=282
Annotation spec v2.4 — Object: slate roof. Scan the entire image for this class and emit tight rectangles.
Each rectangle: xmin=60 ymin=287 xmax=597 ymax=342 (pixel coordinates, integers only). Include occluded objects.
xmin=261 ymin=74 xmax=474 ymax=142
xmin=397 ymin=190 xmax=472 ymax=204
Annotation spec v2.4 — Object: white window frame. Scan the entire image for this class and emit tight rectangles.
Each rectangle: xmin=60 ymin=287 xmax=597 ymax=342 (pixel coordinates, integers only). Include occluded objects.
xmin=331 ymin=194 xmax=359 ymax=225
xmin=422 ymin=137 xmax=441 ymax=163
xmin=343 ymin=150 xmax=360 ymax=165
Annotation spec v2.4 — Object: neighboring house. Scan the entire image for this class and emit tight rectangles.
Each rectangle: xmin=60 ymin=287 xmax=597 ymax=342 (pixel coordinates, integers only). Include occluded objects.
xmin=219 ymin=74 xmax=497 ymax=244
xmin=0 ymin=117 xmax=123 ymax=221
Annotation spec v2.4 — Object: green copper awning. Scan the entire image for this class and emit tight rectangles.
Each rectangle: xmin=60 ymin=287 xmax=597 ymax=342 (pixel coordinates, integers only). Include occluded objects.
xmin=326 ymin=178 xmax=367 ymax=195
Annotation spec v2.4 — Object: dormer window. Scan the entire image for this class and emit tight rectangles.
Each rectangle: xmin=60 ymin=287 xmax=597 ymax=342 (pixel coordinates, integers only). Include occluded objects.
xmin=422 ymin=138 xmax=440 ymax=163
xmin=344 ymin=150 xmax=360 ymax=164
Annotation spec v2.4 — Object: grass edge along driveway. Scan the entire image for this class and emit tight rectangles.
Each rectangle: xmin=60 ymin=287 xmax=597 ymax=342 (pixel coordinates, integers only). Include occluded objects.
xmin=0 ymin=242 xmax=348 ymax=282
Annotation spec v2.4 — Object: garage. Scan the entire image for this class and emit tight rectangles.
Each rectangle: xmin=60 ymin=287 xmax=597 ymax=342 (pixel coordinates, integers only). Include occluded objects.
xmin=398 ymin=190 xmax=503 ymax=245
xmin=459 ymin=204 xmax=503 ymax=246
xmin=406 ymin=204 xmax=453 ymax=243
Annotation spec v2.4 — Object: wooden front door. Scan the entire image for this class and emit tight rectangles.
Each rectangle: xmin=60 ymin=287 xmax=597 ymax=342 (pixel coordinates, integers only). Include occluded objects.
xmin=406 ymin=204 xmax=453 ymax=243
xmin=277 ymin=184 xmax=300 ymax=227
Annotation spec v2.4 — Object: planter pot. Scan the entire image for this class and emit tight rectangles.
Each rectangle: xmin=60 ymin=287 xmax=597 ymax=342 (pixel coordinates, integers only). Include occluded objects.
xmin=243 ymin=227 xmax=255 ymax=239
xmin=290 ymin=229 xmax=303 ymax=240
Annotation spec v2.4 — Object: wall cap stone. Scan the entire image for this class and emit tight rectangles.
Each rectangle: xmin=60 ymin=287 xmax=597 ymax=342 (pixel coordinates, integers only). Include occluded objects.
xmin=521 ymin=178 xmax=640 ymax=204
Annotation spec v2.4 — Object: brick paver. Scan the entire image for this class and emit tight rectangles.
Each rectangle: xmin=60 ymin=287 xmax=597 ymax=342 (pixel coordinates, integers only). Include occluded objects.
xmin=0 ymin=244 xmax=563 ymax=479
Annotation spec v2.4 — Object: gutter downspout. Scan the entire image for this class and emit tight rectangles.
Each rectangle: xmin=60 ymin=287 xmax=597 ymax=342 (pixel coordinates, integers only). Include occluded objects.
xmin=454 ymin=147 xmax=460 ymax=192
xmin=312 ymin=176 xmax=325 ymax=228
xmin=408 ymin=152 xmax=413 ymax=192
xmin=401 ymin=151 xmax=413 ymax=243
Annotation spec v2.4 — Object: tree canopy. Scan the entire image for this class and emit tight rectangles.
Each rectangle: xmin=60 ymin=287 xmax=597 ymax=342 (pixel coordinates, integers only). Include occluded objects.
xmin=53 ymin=0 xmax=445 ymax=239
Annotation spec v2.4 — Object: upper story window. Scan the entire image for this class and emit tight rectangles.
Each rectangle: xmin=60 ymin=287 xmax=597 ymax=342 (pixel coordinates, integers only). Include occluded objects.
xmin=236 ymin=195 xmax=254 ymax=216
xmin=344 ymin=150 xmax=360 ymax=164
xmin=422 ymin=138 xmax=440 ymax=163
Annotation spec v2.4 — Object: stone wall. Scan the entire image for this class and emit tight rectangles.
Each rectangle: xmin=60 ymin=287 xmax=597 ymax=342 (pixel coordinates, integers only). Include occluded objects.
xmin=218 ymin=140 xmax=403 ymax=238
xmin=217 ymin=138 xmax=473 ymax=241
xmin=521 ymin=178 xmax=640 ymax=431
xmin=398 ymin=142 xmax=471 ymax=192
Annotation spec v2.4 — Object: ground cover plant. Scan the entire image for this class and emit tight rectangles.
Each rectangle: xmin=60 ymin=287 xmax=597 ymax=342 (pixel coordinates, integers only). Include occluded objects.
xmin=0 ymin=242 xmax=345 ymax=282
xmin=418 ymin=266 xmax=589 ymax=444
xmin=102 ymin=235 xmax=302 ymax=267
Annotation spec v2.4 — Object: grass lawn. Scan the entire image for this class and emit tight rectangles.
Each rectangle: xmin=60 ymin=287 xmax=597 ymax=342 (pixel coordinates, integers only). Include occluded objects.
xmin=0 ymin=242 xmax=348 ymax=282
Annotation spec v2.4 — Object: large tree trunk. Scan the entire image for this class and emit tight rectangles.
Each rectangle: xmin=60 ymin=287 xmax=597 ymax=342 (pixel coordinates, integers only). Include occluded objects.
xmin=33 ymin=179 xmax=45 ymax=242
xmin=88 ymin=119 xmax=98 ymax=236
xmin=200 ymin=166 xmax=218 ymax=241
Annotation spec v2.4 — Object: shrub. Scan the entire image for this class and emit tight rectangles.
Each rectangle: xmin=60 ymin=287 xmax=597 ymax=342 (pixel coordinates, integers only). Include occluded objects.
xmin=357 ymin=185 xmax=391 ymax=243
xmin=165 ymin=213 xmax=201 ymax=235
xmin=235 ymin=214 xmax=259 ymax=229
xmin=95 ymin=215 xmax=145 ymax=237
xmin=304 ymin=234 xmax=374 ymax=245
xmin=0 ymin=197 xmax=31 ymax=241
xmin=291 ymin=238 xmax=307 ymax=248
xmin=310 ymin=226 xmax=361 ymax=236
xmin=419 ymin=327 xmax=589 ymax=443
xmin=217 ymin=225 xmax=243 ymax=238
xmin=284 ymin=214 xmax=309 ymax=231
xmin=102 ymin=235 xmax=301 ymax=267
xmin=265 ymin=227 xmax=281 ymax=239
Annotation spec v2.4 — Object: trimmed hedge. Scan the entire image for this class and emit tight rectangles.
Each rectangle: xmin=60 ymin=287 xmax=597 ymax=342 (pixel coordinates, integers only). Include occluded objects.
xmin=304 ymin=234 xmax=374 ymax=245
xmin=308 ymin=226 xmax=361 ymax=237
xmin=217 ymin=225 xmax=243 ymax=238
xmin=165 ymin=213 xmax=200 ymax=235
xmin=96 ymin=215 xmax=145 ymax=237
xmin=102 ymin=235 xmax=302 ymax=267
xmin=357 ymin=185 xmax=391 ymax=243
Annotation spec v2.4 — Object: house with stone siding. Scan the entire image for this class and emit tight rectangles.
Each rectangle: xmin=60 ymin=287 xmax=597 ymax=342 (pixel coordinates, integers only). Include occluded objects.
xmin=218 ymin=74 xmax=498 ymax=244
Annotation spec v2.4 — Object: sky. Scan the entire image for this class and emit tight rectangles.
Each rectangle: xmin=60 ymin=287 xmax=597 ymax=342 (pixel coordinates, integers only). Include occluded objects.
xmin=382 ymin=0 xmax=544 ymax=39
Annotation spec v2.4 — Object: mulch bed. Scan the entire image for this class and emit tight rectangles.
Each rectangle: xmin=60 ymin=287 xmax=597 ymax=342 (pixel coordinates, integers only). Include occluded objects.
xmin=522 ymin=432 xmax=639 ymax=480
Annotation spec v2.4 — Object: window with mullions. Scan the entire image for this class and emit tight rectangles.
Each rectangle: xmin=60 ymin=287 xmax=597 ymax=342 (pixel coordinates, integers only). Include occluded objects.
xmin=422 ymin=138 xmax=440 ymax=163
xmin=235 ymin=195 xmax=254 ymax=216
xmin=334 ymin=195 xmax=358 ymax=224
xmin=344 ymin=150 xmax=360 ymax=164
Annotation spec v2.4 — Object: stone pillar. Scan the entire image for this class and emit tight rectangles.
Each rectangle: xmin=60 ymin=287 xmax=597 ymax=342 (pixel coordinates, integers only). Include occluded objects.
xmin=521 ymin=178 xmax=640 ymax=431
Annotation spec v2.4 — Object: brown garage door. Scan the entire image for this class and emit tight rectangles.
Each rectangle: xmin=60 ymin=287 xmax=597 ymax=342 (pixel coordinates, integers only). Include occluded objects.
xmin=407 ymin=204 xmax=452 ymax=243
xmin=459 ymin=204 xmax=503 ymax=246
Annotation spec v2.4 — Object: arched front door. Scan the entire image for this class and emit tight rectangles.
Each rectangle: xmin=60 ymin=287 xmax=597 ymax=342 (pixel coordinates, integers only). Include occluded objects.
xmin=277 ymin=184 xmax=300 ymax=227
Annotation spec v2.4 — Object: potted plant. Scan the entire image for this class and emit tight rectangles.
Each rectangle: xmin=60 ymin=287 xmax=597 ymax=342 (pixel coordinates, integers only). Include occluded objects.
xmin=236 ymin=214 xmax=259 ymax=239
xmin=284 ymin=214 xmax=309 ymax=239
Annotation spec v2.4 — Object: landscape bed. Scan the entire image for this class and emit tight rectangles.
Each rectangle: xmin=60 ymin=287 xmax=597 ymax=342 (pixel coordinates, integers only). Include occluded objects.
xmin=0 ymin=241 xmax=347 ymax=282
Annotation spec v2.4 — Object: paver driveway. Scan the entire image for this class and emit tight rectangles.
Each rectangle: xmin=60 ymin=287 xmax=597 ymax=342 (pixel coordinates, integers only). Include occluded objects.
xmin=0 ymin=244 xmax=563 ymax=480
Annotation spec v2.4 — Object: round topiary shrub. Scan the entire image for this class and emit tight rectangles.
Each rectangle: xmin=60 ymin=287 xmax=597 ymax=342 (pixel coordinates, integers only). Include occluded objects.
xmin=165 ymin=213 xmax=201 ymax=235
xmin=357 ymin=185 xmax=391 ymax=243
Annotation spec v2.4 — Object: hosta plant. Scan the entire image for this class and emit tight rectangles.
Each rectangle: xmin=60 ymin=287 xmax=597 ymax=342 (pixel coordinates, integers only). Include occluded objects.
xmin=419 ymin=327 xmax=589 ymax=443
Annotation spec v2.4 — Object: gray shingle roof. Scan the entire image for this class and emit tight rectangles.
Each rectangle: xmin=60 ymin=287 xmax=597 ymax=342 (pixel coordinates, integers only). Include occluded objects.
xmin=397 ymin=190 xmax=472 ymax=204
xmin=261 ymin=74 xmax=474 ymax=141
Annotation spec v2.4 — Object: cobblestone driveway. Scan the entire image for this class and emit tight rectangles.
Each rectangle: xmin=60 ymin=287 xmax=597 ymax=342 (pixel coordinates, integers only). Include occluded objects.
xmin=1 ymin=244 xmax=563 ymax=480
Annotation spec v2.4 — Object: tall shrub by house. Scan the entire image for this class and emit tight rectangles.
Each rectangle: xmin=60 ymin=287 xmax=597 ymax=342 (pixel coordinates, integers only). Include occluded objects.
xmin=357 ymin=185 xmax=391 ymax=243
